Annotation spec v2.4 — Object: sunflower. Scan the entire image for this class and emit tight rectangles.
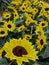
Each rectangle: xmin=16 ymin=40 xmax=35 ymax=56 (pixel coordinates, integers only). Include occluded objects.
xmin=39 ymin=21 xmax=48 ymax=28
xmin=11 ymin=0 xmax=22 ymax=6
xmin=33 ymin=0 xmax=39 ymax=5
xmin=32 ymin=8 xmax=38 ymax=17
xmin=19 ymin=5 xmax=27 ymax=12
xmin=44 ymin=13 xmax=49 ymax=21
xmin=36 ymin=34 xmax=47 ymax=51
xmin=17 ymin=25 xmax=25 ymax=32
xmin=39 ymin=3 xmax=49 ymax=17
xmin=2 ymin=12 xmax=11 ymax=19
xmin=23 ymin=1 xmax=30 ymax=7
xmin=23 ymin=34 xmax=32 ymax=40
xmin=25 ymin=17 xmax=37 ymax=26
xmin=35 ymin=26 xmax=44 ymax=35
xmin=19 ymin=0 xmax=31 ymax=12
xmin=13 ymin=11 xmax=19 ymax=22
xmin=0 ymin=28 xmax=8 ymax=37
xmin=7 ymin=5 xmax=16 ymax=12
xmin=37 ymin=1 xmax=45 ymax=7
xmin=26 ymin=6 xmax=33 ymax=13
xmin=4 ymin=21 xmax=15 ymax=32
xmin=4 ymin=38 xmax=38 ymax=65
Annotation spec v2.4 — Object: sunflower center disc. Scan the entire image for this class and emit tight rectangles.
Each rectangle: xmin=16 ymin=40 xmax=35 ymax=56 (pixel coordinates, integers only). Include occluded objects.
xmin=12 ymin=46 xmax=28 ymax=57
xmin=22 ymin=8 xmax=25 ymax=10
xmin=7 ymin=24 xmax=11 ymax=28
xmin=42 ymin=23 xmax=45 ymax=26
xmin=0 ymin=31 xmax=5 ymax=34
xmin=45 ymin=8 xmax=49 ymax=11
xmin=26 ymin=36 xmax=30 ymax=39
xmin=40 ymin=39 xmax=44 ymax=45
xmin=6 ymin=15 xmax=9 ymax=17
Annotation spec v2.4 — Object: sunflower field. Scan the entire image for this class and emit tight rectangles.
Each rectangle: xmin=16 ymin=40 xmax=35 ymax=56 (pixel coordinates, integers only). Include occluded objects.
xmin=0 ymin=0 xmax=49 ymax=65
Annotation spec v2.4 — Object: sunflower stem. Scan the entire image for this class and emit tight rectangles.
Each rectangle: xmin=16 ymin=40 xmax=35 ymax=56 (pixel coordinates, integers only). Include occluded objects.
xmin=9 ymin=60 xmax=14 ymax=65
xmin=30 ymin=25 xmax=34 ymax=35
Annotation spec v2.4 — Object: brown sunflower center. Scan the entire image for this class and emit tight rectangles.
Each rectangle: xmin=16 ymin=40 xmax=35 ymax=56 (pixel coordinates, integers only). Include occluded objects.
xmin=22 ymin=8 xmax=25 ymax=10
xmin=42 ymin=23 xmax=45 ymax=26
xmin=12 ymin=46 xmax=28 ymax=57
xmin=45 ymin=8 xmax=49 ymax=11
xmin=15 ymin=14 xmax=17 ymax=16
xmin=28 ymin=20 xmax=29 ymax=22
xmin=7 ymin=24 xmax=11 ymax=28
xmin=6 ymin=15 xmax=9 ymax=17
xmin=40 ymin=39 xmax=44 ymax=45
xmin=27 ymin=36 xmax=30 ymax=39
xmin=20 ymin=27 xmax=23 ymax=30
xmin=0 ymin=31 xmax=5 ymax=34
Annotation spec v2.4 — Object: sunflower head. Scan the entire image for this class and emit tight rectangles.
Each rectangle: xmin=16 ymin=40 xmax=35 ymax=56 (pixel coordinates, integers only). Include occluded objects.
xmin=13 ymin=11 xmax=19 ymax=22
xmin=17 ymin=25 xmax=25 ymax=32
xmin=39 ymin=21 xmax=48 ymax=28
xmin=36 ymin=34 xmax=47 ymax=51
xmin=4 ymin=21 xmax=15 ymax=32
xmin=23 ymin=34 xmax=32 ymax=40
xmin=4 ymin=38 xmax=38 ymax=65
xmin=2 ymin=12 xmax=11 ymax=19
xmin=0 ymin=27 xmax=8 ymax=37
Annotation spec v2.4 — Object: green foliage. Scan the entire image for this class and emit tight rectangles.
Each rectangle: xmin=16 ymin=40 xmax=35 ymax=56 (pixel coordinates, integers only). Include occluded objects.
xmin=0 ymin=58 xmax=8 ymax=65
xmin=0 ymin=0 xmax=11 ymax=11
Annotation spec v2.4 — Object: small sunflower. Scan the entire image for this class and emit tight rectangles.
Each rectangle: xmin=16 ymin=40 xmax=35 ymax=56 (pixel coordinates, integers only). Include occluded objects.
xmin=13 ymin=11 xmax=19 ymax=22
xmin=7 ymin=5 xmax=16 ymax=12
xmin=25 ymin=17 xmax=37 ymax=26
xmin=39 ymin=3 xmax=49 ymax=17
xmin=35 ymin=26 xmax=44 ymax=35
xmin=26 ymin=6 xmax=33 ymax=13
xmin=20 ymin=5 xmax=27 ymax=12
xmin=17 ymin=25 xmax=25 ymax=32
xmin=23 ymin=1 xmax=30 ymax=7
xmin=0 ymin=28 xmax=8 ymax=37
xmin=2 ymin=12 xmax=11 ymax=19
xmin=36 ymin=34 xmax=47 ymax=51
xmin=23 ymin=34 xmax=32 ymax=40
xmin=39 ymin=21 xmax=48 ymax=28
xmin=44 ymin=13 xmax=49 ymax=21
xmin=4 ymin=38 xmax=38 ymax=65
xmin=32 ymin=8 xmax=38 ymax=16
xmin=11 ymin=0 xmax=22 ymax=6
xmin=4 ymin=21 xmax=15 ymax=32
xmin=37 ymin=1 xmax=45 ymax=7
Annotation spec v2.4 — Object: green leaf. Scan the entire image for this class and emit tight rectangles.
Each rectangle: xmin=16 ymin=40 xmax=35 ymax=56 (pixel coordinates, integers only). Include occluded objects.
xmin=0 ymin=58 xmax=8 ymax=65
xmin=43 ymin=41 xmax=49 ymax=58
xmin=35 ymin=16 xmax=44 ymax=21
